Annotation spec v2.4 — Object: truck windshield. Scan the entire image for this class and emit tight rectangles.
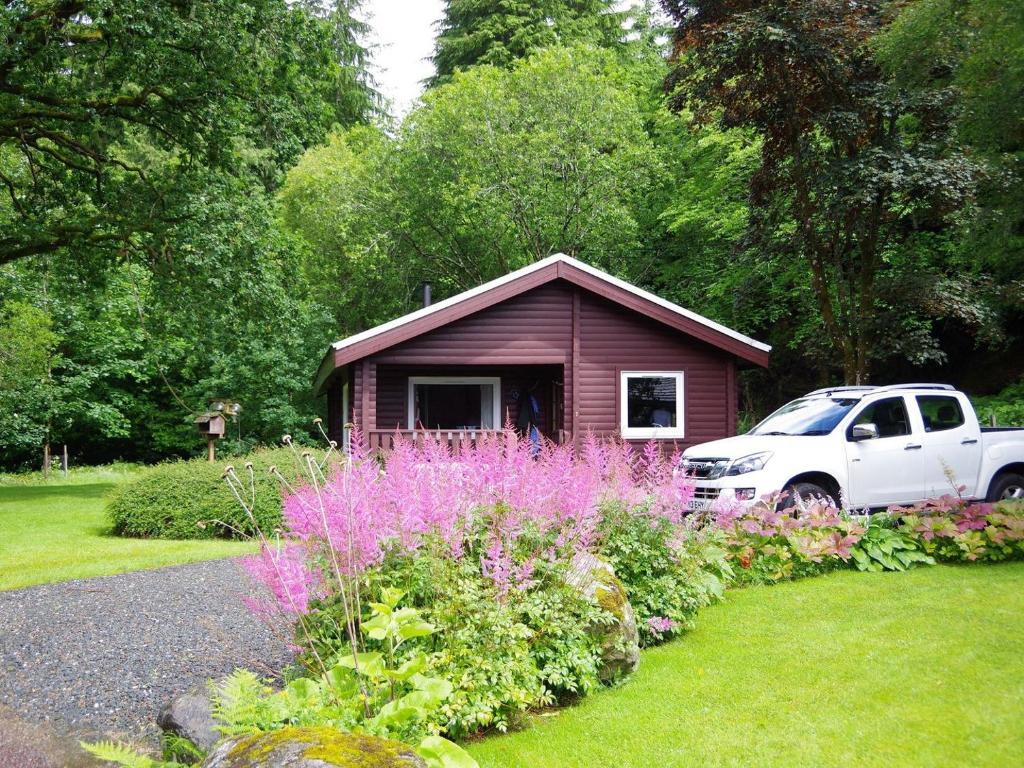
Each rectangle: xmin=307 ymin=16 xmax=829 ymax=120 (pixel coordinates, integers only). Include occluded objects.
xmin=749 ymin=397 xmax=859 ymax=436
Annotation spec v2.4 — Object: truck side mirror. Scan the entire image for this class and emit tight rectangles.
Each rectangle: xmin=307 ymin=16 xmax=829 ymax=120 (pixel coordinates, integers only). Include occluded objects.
xmin=850 ymin=423 xmax=879 ymax=441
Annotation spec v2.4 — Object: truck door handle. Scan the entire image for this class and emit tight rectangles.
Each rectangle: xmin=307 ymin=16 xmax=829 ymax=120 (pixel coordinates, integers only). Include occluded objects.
xmin=905 ymin=443 xmax=922 ymax=450
xmin=961 ymin=438 xmax=978 ymax=445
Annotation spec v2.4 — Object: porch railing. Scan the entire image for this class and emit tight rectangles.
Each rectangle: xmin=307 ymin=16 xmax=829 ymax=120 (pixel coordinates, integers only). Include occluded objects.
xmin=366 ymin=429 xmax=501 ymax=452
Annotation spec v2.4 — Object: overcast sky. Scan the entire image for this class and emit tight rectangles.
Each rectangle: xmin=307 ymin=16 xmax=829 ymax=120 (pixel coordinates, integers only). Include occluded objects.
xmin=361 ymin=0 xmax=446 ymax=117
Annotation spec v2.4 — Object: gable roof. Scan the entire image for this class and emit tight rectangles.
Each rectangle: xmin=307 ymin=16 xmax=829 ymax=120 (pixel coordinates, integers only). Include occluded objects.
xmin=315 ymin=254 xmax=770 ymax=393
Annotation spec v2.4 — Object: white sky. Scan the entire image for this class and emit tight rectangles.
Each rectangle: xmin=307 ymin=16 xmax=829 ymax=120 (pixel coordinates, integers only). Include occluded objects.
xmin=361 ymin=0 xmax=446 ymax=117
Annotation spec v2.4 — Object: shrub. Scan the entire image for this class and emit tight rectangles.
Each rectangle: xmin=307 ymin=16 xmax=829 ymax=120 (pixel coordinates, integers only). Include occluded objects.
xmin=303 ymin=541 xmax=607 ymax=738
xmin=850 ymin=514 xmax=934 ymax=572
xmin=107 ymin=446 xmax=305 ymax=539
xmin=237 ymin=431 xmax=694 ymax=739
xmin=971 ymin=378 xmax=1024 ymax=427
xmin=597 ymin=503 xmax=731 ymax=646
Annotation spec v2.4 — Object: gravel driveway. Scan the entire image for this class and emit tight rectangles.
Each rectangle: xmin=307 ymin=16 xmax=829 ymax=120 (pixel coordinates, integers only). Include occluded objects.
xmin=0 ymin=558 xmax=292 ymax=758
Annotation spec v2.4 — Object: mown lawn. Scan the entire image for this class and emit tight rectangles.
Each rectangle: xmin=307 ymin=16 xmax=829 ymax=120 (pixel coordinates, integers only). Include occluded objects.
xmin=0 ymin=482 xmax=255 ymax=591
xmin=470 ymin=563 xmax=1024 ymax=768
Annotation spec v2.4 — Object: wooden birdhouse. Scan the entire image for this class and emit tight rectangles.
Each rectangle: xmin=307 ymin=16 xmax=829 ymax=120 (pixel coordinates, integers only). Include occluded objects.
xmin=194 ymin=412 xmax=226 ymax=437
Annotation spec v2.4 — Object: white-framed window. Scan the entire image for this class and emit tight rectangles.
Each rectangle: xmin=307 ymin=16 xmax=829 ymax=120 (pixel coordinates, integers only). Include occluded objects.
xmin=619 ymin=371 xmax=685 ymax=439
xmin=407 ymin=376 xmax=501 ymax=430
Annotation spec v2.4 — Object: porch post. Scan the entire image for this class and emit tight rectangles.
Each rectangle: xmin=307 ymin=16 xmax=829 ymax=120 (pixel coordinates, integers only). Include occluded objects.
xmin=570 ymin=288 xmax=581 ymax=446
xmin=363 ymin=359 xmax=377 ymax=433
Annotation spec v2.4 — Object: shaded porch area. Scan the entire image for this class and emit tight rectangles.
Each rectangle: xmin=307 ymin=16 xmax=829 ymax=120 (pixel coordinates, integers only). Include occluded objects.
xmin=368 ymin=364 xmax=566 ymax=449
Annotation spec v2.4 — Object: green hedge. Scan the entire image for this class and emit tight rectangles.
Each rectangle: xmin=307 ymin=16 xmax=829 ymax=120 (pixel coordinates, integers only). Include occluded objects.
xmin=106 ymin=447 xmax=311 ymax=540
xmin=972 ymin=379 xmax=1024 ymax=427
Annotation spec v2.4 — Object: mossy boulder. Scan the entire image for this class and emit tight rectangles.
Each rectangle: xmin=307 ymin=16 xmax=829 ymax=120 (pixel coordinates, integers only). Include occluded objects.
xmin=201 ymin=727 xmax=427 ymax=768
xmin=565 ymin=551 xmax=640 ymax=682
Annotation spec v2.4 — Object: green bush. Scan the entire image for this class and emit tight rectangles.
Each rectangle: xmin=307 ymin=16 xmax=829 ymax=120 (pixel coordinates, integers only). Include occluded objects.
xmin=301 ymin=540 xmax=607 ymax=739
xmin=972 ymin=378 xmax=1024 ymax=427
xmin=596 ymin=504 xmax=732 ymax=646
xmin=106 ymin=446 xmax=306 ymax=539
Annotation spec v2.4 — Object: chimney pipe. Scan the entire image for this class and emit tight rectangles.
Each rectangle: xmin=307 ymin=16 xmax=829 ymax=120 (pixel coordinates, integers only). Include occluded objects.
xmin=422 ymin=282 xmax=432 ymax=307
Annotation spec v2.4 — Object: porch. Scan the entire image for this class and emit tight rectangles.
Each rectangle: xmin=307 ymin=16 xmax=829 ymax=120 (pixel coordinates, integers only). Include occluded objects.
xmin=365 ymin=364 xmax=567 ymax=447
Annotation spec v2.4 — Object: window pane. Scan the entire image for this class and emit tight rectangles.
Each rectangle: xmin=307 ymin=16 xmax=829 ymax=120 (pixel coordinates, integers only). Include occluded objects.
xmin=415 ymin=384 xmax=483 ymax=429
xmin=853 ymin=397 xmax=910 ymax=438
xmin=916 ymin=395 xmax=965 ymax=432
xmin=626 ymin=376 xmax=677 ymax=429
xmin=480 ymin=385 xmax=494 ymax=429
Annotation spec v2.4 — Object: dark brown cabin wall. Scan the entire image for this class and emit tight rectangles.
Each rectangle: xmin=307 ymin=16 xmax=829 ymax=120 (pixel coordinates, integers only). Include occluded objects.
xmin=371 ymin=283 xmax=574 ymax=364
xmin=328 ymin=279 xmax=741 ymax=446
xmin=352 ymin=363 xmax=364 ymax=437
xmin=327 ymin=376 xmax=343 ymax=443
xmin=577 ymin=293 xmax=730 ymax=448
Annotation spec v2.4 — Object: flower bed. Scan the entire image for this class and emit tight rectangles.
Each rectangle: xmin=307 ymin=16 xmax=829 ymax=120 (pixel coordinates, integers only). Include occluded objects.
xmin=87 ymin=433 xmax=1024 ymax=768
xmin=215 ymin=431 xmax=726 ymax=768
xmin=713 ymin=492 xmax=1024 ymax=584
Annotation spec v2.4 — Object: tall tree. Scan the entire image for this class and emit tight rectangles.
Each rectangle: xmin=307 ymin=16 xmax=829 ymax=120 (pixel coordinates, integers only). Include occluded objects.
xmin=299 ymin=0 xmax=381 ymax=124
xmin=874 ymin=0 xmax=1024 ymax=283
xmin=0 ymin=0 xmax=341 ymax=268
xmin=430 ymin=0 xmax=627 ymax=85
xmin=661 ymin=0 xmax=979 ymax=383
xmin=281 ymin=46 xmax=665 ymax=326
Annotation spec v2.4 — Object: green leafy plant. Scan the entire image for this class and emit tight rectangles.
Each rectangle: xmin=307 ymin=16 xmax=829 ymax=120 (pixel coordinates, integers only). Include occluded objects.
xmin=597 ymin=504 xmax=732 ymax=645
xmin=888 ymin=498 xmax=1024 ymax=563
xmin=211 ymin=589 xmax=478 ymax=768
xmin=850 ymin=516 xmax=935 ymax=572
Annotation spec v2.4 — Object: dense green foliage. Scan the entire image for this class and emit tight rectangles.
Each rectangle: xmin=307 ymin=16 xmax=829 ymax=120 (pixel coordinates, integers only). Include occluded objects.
xmin=972 ymin=378 xmax=1024 ymax=427
xmin=359 ymin=547 xmax=610 ymax=737
xmin=1 ymin=0 xmax=1021 ymax=470
xmin=280 ymin=46 xmax=667 ymax=332
xmin=106 ymin=447 xmax=301 ymax=539
xmin=430 ymin=0 xmax=626 ymax=85
xmin=597 ymin=505 xmax=731 ymax=645
xmin=0 ymin=0 xmax=359 ymax=266
xmin=0 ymin=0 xmax=368 ymax=469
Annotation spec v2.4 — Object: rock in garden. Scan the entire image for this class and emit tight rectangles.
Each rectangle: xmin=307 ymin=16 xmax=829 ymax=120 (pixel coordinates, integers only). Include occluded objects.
xmin=201 ymin=726 xmax=427 ymax=768
xmin=158 ymin=693 xmax=220 ymax=752
xmin=565 ymin=551 xmax=641 ymax=682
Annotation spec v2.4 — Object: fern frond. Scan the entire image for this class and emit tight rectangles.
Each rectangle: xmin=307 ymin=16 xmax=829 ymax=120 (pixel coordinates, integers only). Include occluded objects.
xmin=80 ymin=740 xmax=166 ymax=768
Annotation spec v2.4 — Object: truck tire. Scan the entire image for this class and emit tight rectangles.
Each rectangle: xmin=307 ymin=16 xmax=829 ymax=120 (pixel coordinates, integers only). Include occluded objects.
xmin=778 ymin=482 xmax=834 ymax=511
xmin=987 ymin=472 xmax=1024 ymax=503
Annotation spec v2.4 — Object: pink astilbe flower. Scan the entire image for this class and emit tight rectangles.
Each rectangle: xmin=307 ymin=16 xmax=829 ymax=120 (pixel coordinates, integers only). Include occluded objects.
xmin=242 ymin=541 xmax=321 ymax=618
xmin=242 ymin=428 xmax=697 ymax=611
xmin=647 ymin=616 xmax=675 ymax=634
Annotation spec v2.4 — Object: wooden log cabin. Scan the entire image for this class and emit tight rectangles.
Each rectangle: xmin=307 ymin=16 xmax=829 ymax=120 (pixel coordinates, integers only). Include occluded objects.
xmin=313 ymin=254 xmax=770 ymax=451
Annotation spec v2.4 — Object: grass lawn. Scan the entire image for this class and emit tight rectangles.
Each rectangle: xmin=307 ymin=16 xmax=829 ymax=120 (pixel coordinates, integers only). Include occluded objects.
xmin=0 ymin=482 xmax=255 ymax=591
xmin=470 ymin=563 xmax=1024 ymax=768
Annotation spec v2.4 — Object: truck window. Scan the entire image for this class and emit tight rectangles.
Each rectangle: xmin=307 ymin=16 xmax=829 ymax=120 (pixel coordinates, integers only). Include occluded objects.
xmin=916 ymin=395 xmax=966 ymax=432
xmin=849 ymin=397 xmax=910 ymax=439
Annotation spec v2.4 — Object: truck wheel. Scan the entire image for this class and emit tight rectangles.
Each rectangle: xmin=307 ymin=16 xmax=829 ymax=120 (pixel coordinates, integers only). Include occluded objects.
xmin=987 ymin=473 xmax=1024 ymax=503
xmin=778 ymin=482 xmax=834 ymax=511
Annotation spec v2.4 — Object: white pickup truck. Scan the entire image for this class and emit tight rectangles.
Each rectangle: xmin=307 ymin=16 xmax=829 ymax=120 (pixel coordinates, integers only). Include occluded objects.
xmin=681 ymin=384 xmax=1024 ymax=511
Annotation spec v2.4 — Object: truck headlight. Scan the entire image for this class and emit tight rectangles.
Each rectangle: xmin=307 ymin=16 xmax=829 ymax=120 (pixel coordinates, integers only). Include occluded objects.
xmin=725 ymin=451 xmax=772 ymax=476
